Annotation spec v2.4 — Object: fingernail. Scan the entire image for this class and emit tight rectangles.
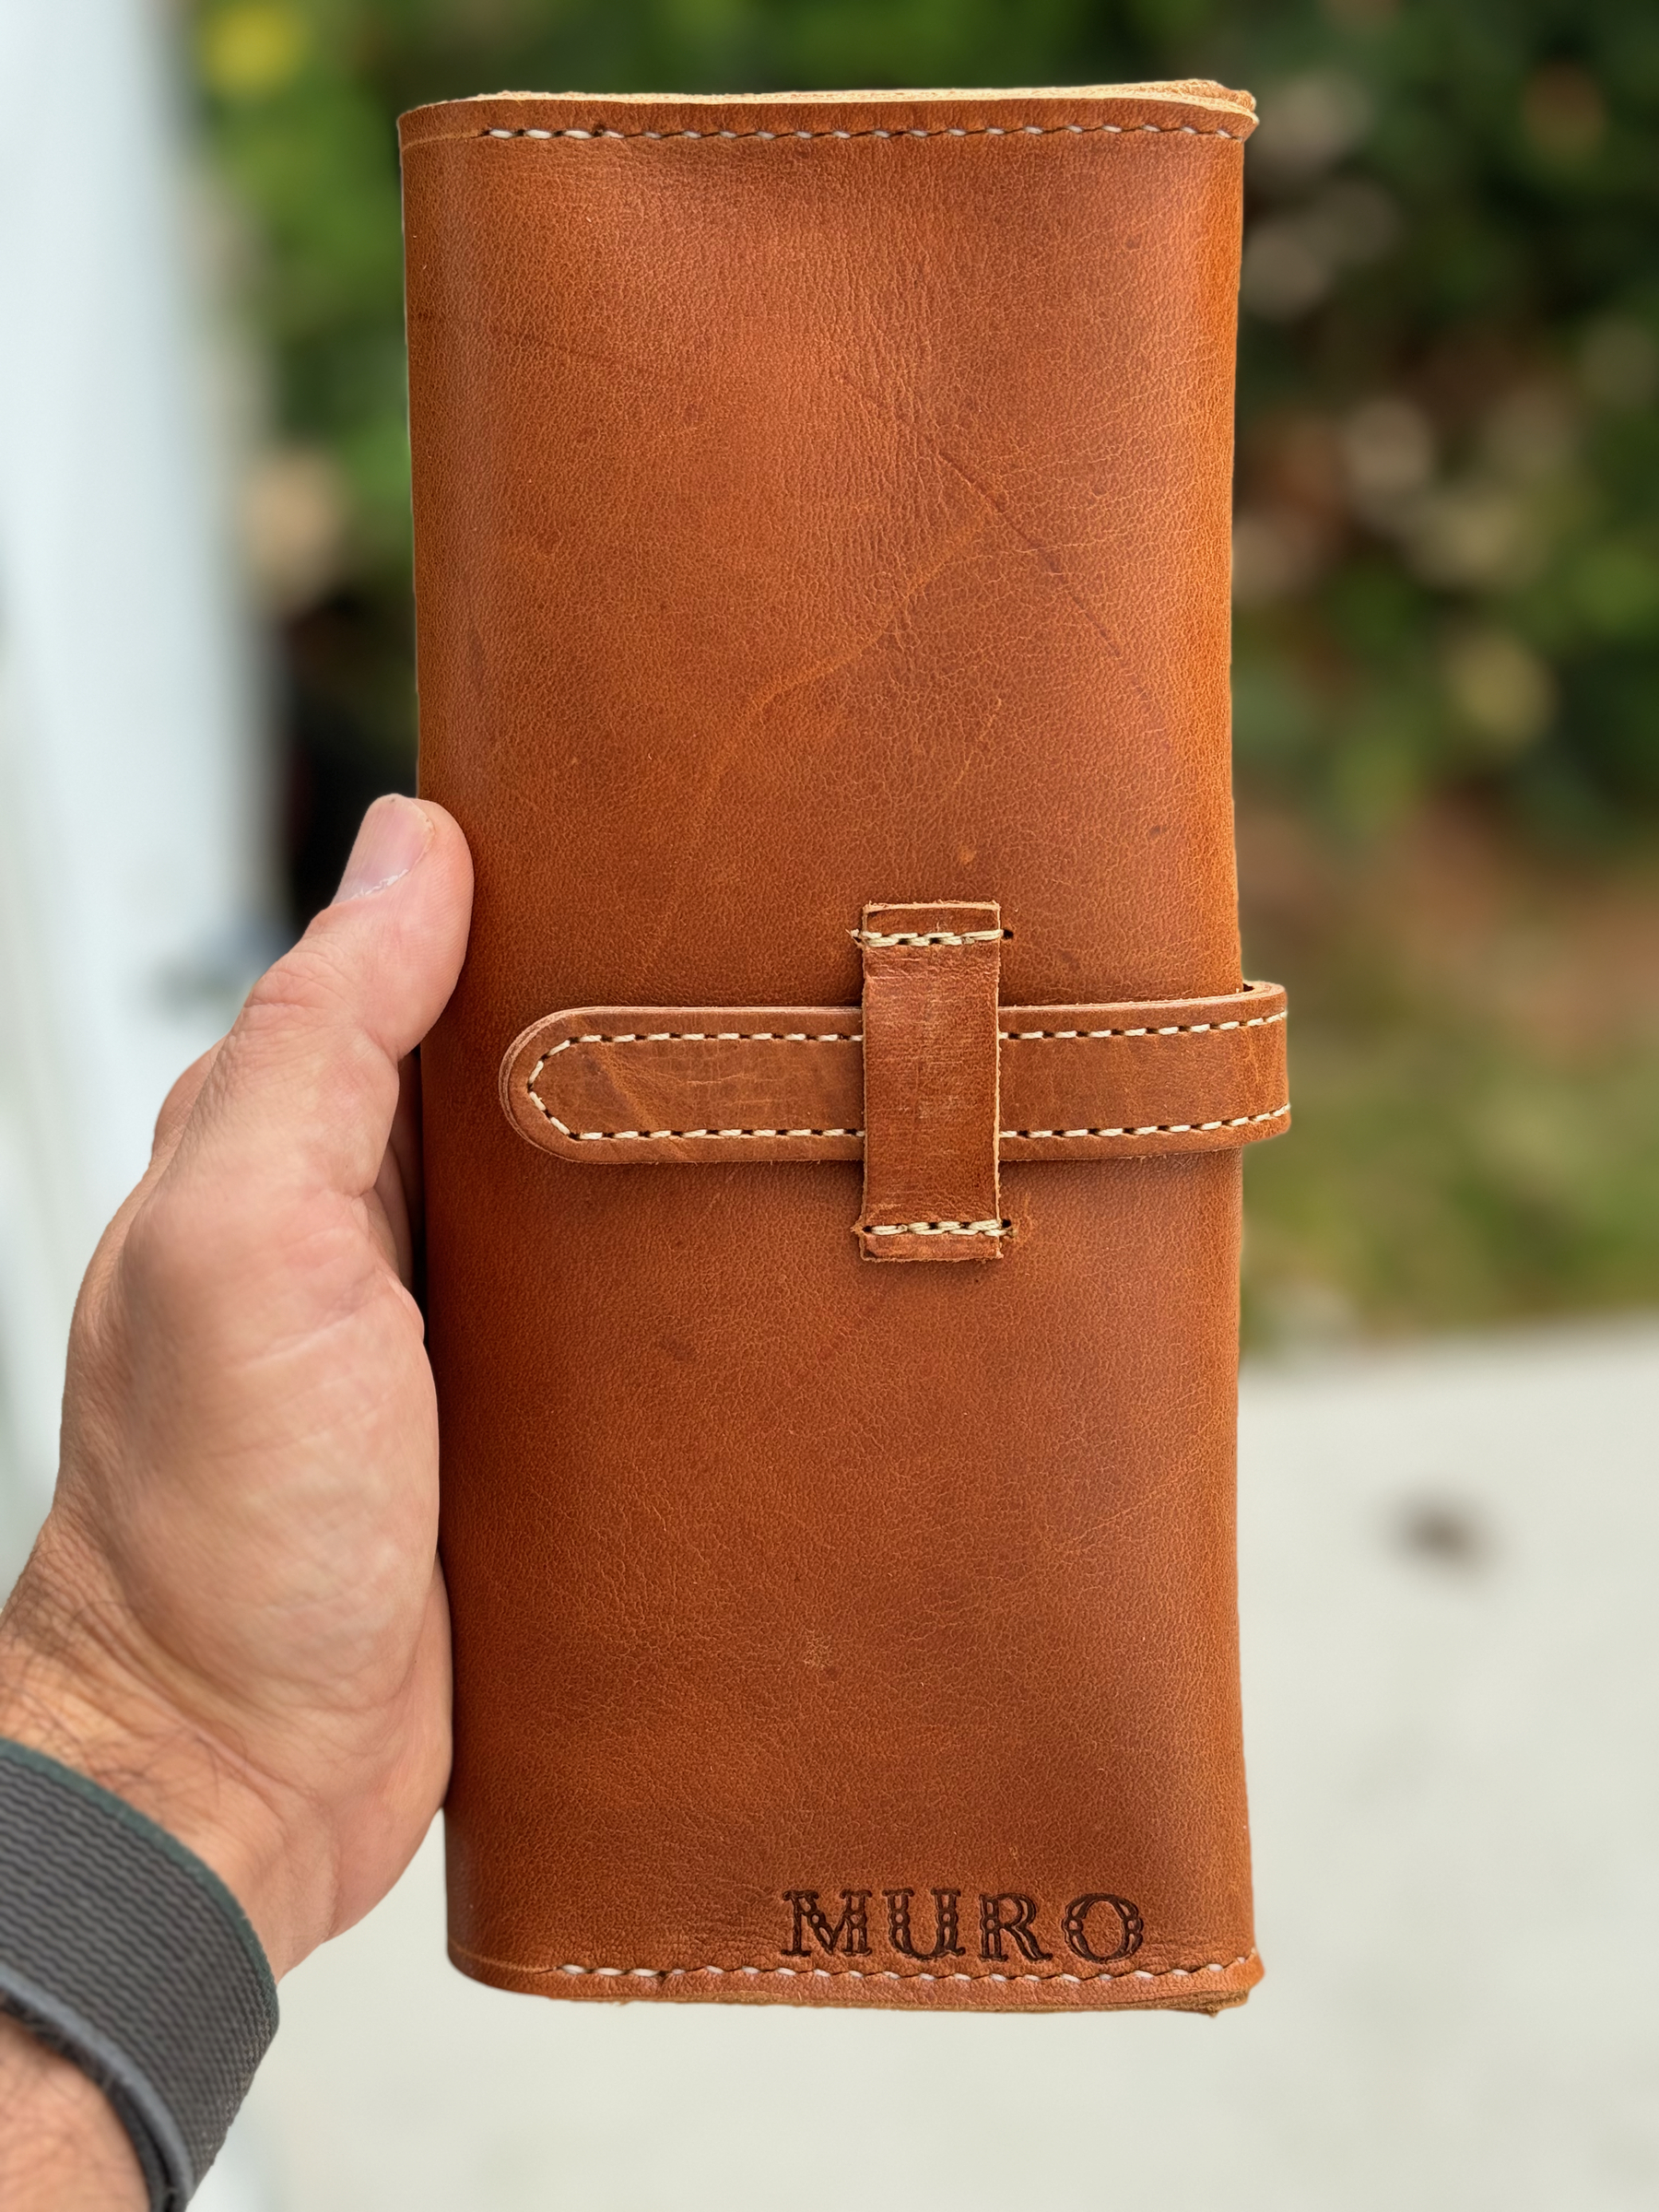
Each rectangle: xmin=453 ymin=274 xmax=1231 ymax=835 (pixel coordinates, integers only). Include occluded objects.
xmin=334 ymin=794 xmax=433 ymax=903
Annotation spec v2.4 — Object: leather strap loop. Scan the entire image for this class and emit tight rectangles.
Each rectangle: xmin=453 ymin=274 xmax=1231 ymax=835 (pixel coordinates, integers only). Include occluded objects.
xmin=856 ymin=901 xmax=1005 ymax=1264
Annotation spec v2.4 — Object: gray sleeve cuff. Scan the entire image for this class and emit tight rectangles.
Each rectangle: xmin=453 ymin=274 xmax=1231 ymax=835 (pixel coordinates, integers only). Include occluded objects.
xmin=0 ymin=1735 xmax=278 ymax=2208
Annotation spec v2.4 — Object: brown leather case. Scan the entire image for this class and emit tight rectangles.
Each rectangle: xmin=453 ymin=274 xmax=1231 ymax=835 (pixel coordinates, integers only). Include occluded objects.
xmin=402 ymin=82 xmax=1279 ymax=2014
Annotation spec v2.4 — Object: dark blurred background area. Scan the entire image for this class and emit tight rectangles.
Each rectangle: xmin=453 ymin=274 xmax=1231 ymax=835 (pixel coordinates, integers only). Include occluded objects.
xmin=187 ymin=0 xmax=1659 ymax=1344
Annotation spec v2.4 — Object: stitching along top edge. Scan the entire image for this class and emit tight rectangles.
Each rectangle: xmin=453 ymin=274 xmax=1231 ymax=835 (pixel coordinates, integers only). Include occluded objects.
xmin=477 ymin=121 xmax=1242 ymax=141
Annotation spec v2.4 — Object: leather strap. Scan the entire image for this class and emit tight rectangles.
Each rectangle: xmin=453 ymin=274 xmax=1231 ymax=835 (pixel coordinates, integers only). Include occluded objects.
xmin=855 ymin=901 xmax=1005 ymax=1264
xmin=500 ymin=981 xmax=1288 ymax=1166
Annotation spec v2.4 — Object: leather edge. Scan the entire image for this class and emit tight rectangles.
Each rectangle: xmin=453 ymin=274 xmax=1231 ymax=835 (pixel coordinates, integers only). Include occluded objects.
xmin=446 ymin=1938 xmax=1263 ymax=2013
xmin=398 ymin=86 xmax=1258 ymax=149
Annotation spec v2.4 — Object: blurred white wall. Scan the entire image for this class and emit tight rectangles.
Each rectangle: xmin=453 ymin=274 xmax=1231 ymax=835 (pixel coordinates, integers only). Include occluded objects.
xmin=0 ymin=0 xmax=269 ymax=1551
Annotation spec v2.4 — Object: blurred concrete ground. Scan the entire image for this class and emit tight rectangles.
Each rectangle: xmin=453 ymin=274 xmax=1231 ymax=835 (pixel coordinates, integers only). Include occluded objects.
xmin=215 ymin=1319 xmax=1659 ymax=2211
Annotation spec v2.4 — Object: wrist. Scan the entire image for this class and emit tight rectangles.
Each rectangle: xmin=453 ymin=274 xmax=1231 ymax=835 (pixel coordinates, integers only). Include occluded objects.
xmin=0 ymin=2011 xmax=147 ymax=2211
xmin=0 ymin=1532 xmax=318 ymax=1979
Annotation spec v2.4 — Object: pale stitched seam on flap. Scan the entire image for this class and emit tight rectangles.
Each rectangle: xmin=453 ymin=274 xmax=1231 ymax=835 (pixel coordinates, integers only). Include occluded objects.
xmin=535 ymin=1031 xmax=864 ymax=1046
xmin=477 ymin=122 xmax=1241 ymax=144
xmin=449 ymin=1941 xmax=1260 ymax=1987
xmin=1004 ymin=1105 xmax=1290 ymax=1139
xmin=1003 ymin=1010 xmax=1286 ymax=1039
xmin=861 ymin=1219 xmax=1008 ymax=1238
xmin=853 ymin=927 xmax=1007 ymax=947
xmin=543 ymin=1124 xmax=865 ymax=1140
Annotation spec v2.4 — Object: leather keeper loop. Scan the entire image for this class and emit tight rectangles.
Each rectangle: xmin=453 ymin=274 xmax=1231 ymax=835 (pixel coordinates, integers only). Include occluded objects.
xmin=855 ymin=901 xmax=1006 ymax=1264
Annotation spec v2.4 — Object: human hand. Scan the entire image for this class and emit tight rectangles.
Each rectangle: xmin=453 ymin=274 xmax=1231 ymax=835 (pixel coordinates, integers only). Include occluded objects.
xmin=0 ymin=794 xmax=473 ymax=1999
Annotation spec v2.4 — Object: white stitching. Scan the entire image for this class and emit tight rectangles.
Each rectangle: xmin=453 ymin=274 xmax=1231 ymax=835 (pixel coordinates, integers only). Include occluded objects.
xmin=1002 ymin=1010 xmax=1286 ymax=1040
xmin=481 ymin=122 xmax=1239 ymax=144
xmin=524 ymin=995 xmax=1280 ymax=1069
xmin=570 ymin=1127 xmax=863 ymax=1141
xmin=1003 ymin=1104 xmax=1289 ymax=1139
xmin=547 ymin=1120 xmax=864 ymax=1142
xmin=463 ymin=1947 xmax=1259 ymax=1986
xmin=862 ymin=1218 xmax=1008 ymax=1238
xmin=532 ymin=1031 xmax=861 ymax=1056
xmin=853 ymin=928 xmax=1007 ymax=947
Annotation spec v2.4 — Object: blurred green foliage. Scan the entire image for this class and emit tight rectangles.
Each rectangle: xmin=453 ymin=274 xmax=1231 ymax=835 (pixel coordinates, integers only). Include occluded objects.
xmin=193 ymin=0 xmax=1659 ymax=830
xmin=189 ymin=0 xmax=1659 ymax=1338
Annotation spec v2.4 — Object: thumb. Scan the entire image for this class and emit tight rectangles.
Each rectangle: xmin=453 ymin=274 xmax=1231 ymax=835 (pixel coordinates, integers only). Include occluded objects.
xmin=177 ymin=796 xmax=473 ymax=1200
xmin=152 ymin=1044 xmax=223 ymax=1167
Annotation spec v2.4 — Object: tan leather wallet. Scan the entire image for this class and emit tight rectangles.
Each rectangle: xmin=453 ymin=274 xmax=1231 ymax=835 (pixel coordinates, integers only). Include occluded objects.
xmin=402 ymin=81 xmax=1282 ymax=2014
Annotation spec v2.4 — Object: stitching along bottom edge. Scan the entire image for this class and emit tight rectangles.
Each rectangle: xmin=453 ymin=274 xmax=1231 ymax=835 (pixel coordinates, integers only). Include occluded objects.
xmin=447 ymin=1941 xmax=1262 ymax=1991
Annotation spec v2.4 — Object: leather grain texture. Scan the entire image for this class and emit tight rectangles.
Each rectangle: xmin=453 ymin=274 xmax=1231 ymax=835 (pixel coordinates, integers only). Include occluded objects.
xmin=405 ymin=82 xmax=1266 ymax=2012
